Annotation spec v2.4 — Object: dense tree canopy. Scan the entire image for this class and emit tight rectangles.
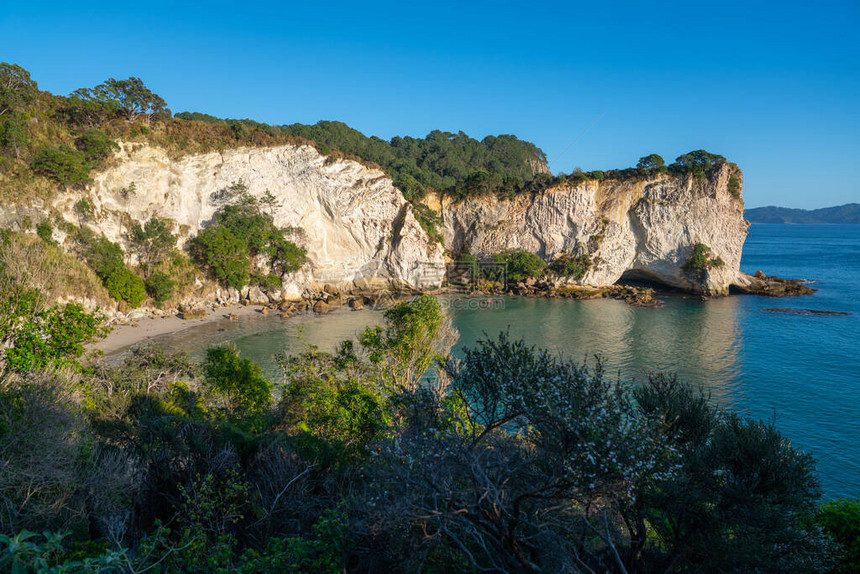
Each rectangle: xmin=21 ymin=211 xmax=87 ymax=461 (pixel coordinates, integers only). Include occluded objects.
xmin=72 ymin=77 xmax=169 ymax=121
xmin=0 ymin=63 xmax=38 ymax=118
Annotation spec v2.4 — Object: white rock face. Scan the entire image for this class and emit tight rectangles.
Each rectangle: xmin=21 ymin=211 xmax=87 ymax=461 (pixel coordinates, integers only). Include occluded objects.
xmin=434 ymin=163 xmax=747 ymax=294
xmin=0 ymin=142 xmax=748 ymax=303
xmin=51 ymin=143 xmax=444 ymax=293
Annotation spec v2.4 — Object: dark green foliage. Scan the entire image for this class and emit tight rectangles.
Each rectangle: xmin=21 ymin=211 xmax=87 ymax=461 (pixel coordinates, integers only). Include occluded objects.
xmin=819 ymin=498 xmax=860 ymax=572
xmin=193 ymin=224 xmax=250 ymax=289
xmin=30 ymin=146 xmax=90 ymax=185
xmin=0 ymin=63 xmax=38 ymax=117
xmin=682 ymin=242 xmax=725 ymax=274
xmin=105 ymin=267 xmax=147 ymax=307
xmin=548 ymin=251 xmax=591 ymax=280
xmin=204 ymin=344 xmax=272 ymax=413
xmin=130 ymin=216 xmax=175 ymax=275
xmin=635 ymin=374 xmax=832 ymax=572
xmin=73 ymin=128 xmax=118 ymax=165
xmin=411 ymin=203 xmax=443 ymax=244
xmin=489 ymin=249 xmax=547 ymax=282
xmin=79 ymin=232 xmax=147 ymax=306
xmin=74 ymin=198 xmax=92 ymax=219
xmin=59 ymin=94 xmax=116 ymax=128
xmin=671 ymin=149 xmax=726 ymax=178
xmin=251 ymin=272 xmax=282 ymax=290
xmin=0 ymin=319 xmax=840 ymax=572
xmin=636 ymin=153 xmax=666 ymax=171
xmin=0 ymin=117 xmax=28 ymax=159
xmin=72 ymin=77 xmax=168 ymax=121
xmin=0 ymin=376 xmax=93 ymax=536
xmin=35 ymin=221 xmax=54 ymax=245
xmin=259 ymin=121 xmax=548 ymax=199
xmin=0 ymin=291 xmax=105 ymax=373
xmin=81 ymin=233 xmax=125 ymax=280
xmin=728 ymin=173 xmax=741 ymax=198
xmin=145 ymin=271 xmax=175 ymax=303
xmin=192 ymin=191 xmax=306 ymax=289
xmin=236 ymin=510 xmax=347 ymax=574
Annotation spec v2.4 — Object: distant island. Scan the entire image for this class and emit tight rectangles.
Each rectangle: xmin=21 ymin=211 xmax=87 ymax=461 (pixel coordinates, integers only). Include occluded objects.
xmin=746 ymin=203 xmax=860 ymax=224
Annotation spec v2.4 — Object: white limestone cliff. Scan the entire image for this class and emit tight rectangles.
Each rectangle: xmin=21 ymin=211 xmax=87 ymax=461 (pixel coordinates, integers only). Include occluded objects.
xmin=49 ymin=142 xmax=446 ymax=298
xmin=429 ymin=163 xmax=747 ymax=295
xmin=0 ymin=143 xmax=749 ymax=305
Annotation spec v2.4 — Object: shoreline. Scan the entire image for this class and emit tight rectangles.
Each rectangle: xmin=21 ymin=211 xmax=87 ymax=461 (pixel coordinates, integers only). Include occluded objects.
xmin=90 ymin=273 xmax=817 ymax=361
xmin=90 ymin=304 xmax=269 ymax=358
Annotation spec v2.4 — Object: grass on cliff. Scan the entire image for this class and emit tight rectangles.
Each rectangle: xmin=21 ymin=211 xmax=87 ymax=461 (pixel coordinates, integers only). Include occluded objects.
xmin=0 ymin=230 xmax=111 ymax=308
xmin=0 ymin=63 xmax=739 ymax=208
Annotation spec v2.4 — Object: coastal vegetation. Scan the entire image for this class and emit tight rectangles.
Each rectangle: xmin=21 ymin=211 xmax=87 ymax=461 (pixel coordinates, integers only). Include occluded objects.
xmin=0 ymin=293 xmax=857 ymax=572
xmin=681 ymin=242 xmax=725 ymax=275
xmin=1 ymin=63 xmax=734 ymax=205
xmin=0 ymin=62 xmax=744 ymax=312
xmin=190 ymin=182 xmax=307 ymax=290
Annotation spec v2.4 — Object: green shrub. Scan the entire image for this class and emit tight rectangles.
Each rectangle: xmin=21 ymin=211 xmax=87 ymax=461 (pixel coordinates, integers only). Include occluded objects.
xmin=30 ymin=146 xmax=91 ymax=185
xmin=81 ymin=234 xmax=125 ymax=280
xmin=270 ymin=234 xmax=307 ymax=274
xmin=819 ymin=498 xmax=860 ymax=571
xmin=237 ymin=510 xmax=347 ymax=573
xmin=489 ymin=249 xmax=547 ymax=282
xmin=74 ymin=198 xmax=93 ymax=219
xmin=682 ymin=243 xmax=724 ymax=274
xmin=549 ymin=252 xmax=591 ymax=280
xmin=671 ymin=149 xmax=726 ymax=178
xmin=105 ymin=267 xmax=146 ymax=307
xmin=251 ymin=272 xmax=281 ymax=290
xmin=193 ymin=225 xmax=249 ymax=289
xmin=412 ymin=203 xmax=443 ymax=244
xmin=203 ymin=344 xmax=272 ymax=413
xmin=73 ymin=128 xmax=118 ymax=164
xmin=0 ymin=117 xmax=28 ymax=159
xmin=35 ymin=220 xmax=54 ymax=245
xmin=192 ymin=194 xmax=306 ymax=288
xmin=145 ymin=271 xmax=175 ymax=303
xmin=131 ymin=216 xmax=176 ymax=273
xmin=728 ymin=174 xmax=741 ymax=198
xmin=1 ymin=296 xmax=105 ymax=373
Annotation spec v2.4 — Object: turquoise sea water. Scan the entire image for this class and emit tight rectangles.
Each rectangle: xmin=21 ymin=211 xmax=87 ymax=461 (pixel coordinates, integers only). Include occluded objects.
xmin=139 ymin=225 xmax=860 ymax=498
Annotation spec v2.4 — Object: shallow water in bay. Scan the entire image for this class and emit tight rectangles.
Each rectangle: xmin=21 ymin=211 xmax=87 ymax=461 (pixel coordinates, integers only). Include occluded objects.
xmin=139 ymin=225 xmax=860 ymax=498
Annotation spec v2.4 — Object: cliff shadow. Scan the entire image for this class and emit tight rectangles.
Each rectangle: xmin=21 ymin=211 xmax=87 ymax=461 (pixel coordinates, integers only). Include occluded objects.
xmin=617 ymin=269 xmax=686 ymax=293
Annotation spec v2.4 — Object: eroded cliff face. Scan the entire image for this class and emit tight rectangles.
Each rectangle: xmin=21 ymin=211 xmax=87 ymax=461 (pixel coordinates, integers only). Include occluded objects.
xmin=47 ymin=143 xmax=445 ymax=298
xmin=0 ymin=144 xmax=748 ymax=306
xmin=430 ymin=163 xmax=747 ymax=295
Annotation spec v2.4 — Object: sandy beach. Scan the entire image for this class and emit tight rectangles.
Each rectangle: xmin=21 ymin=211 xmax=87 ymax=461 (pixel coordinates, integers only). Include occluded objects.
xmin=90 ymin=304 xmax=271 ymax=357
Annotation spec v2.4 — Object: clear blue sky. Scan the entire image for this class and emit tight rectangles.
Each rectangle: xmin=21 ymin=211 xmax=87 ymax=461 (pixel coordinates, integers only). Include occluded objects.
xmin=2 ymin=0 xmax=857 ymax=208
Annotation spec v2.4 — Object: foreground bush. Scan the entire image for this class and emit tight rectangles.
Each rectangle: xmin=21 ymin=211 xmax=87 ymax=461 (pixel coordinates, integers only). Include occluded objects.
xmin=0 ymin=296 xmax=850 ymax=572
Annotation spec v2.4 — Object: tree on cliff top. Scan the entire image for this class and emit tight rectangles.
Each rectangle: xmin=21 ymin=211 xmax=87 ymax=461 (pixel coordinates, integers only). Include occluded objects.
xmin=671 ymin=149 xmax=726 ymax=177
xmin=72 ymin=77 xmax=168 ymax=121
xmin=637 ymin=153 xmax=666 ymax=171
xmin=0 ymin=63 xmax=38 ymax=118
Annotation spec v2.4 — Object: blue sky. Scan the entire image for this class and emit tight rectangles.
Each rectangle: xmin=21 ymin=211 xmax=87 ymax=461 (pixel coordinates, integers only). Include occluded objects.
xmin=2 ymin=0 xmax=857 ymax=208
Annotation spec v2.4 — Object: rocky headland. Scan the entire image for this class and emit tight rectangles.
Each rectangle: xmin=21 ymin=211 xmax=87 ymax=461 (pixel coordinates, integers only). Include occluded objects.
xmin=0 ymin=141 xmax=814 ymax=327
